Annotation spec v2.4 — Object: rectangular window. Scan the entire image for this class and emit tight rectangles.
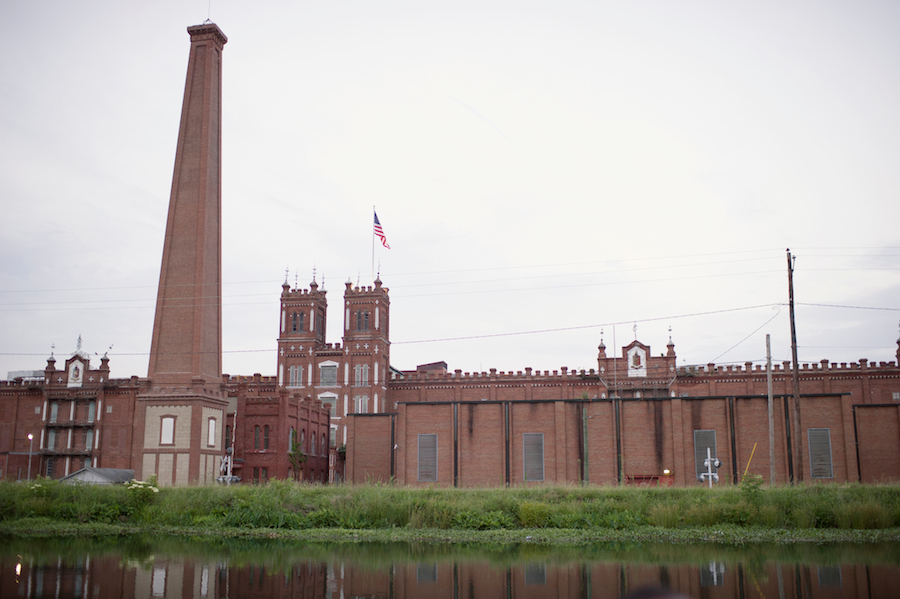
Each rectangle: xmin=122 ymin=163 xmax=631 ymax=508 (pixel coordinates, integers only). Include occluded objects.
xmin=289 ymin=365 xmax=303 ymax=387
xmin=354 ymin=395 xmax=369 ymax=413
xmin=47 ymin=430 xmax=56 ymax=451
xmin=161 ymin=416 xmax=175 ymax=445
xmin=354 ymin=364 xmax=370 ymax=386
xmin=694 ymin=430 xmax=718 ymax=479
xmin=225 ymin=425 xmax=232 ymax=451
xmin=817 ymin=566 xmax=842 ymax=589
xmin=319 ymin=364 xmax=337 ymax=386
xmin=152 ymin=567 xmax=166 ymax=597
xmin=50 ymin=402 xmax=58 ymax=423
xmin=416 ymin=564 xmax=437 ymax=583
xmin=417 ymin=434 xmax=438 ymax=482
xmin=808 ymin=428 xmax=834 ymax=479
xmin=523 ymin=433 xmax=544 ymax=481
xmin=85 ymin=429 xmax=94 ymax=450
xmin=87 ymin=401 xmax=96 ymax=423
xmin=330 ymin=426 xmax=337 ymax=447
xmin=524 ymin=563 xmax=547 ymax=586
xmin=893 ymin=391 xmax=900 ymax=401
xmin=319 ymin=396 xmax=337 ymax=417
xmin=207 ymin=418 xmax=217 ymax=448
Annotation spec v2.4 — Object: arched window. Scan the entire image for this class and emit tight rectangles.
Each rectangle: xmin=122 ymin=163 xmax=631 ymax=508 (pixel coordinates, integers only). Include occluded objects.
xmin=225 ymin=425 xmax=232 ymax=451
xmin=254 ymin=426 xmax=260 ymax=449
xmin=356 ymin=310 xmax=370 ymax=331
xmin=289 ymin=427 xmax=295 ymax=452
xmin=354 ymin=364 xmax=369 ymax=386
xmin=289 ymin=365 xmax=304 ymax=387
xmin=291 ymin=312 xmax=298 ymax=332
xmin=300 ymin=430 xmax=306 ymax=453
xmin=310 ymin=434 xmax=316 ymax=456
xmin=263 ymin=425 xmax=270 ymax=450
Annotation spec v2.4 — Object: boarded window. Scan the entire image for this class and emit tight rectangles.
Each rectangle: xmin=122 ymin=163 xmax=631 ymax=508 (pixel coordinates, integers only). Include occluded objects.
xmin=523 ymin=433 xmax=544 ymax=481
xmin=319 ymin=396 xmax=337 ymax=417
xmin=817 ymin=566 xmax=842 ymax=589
xmin=416 ymin=563 xmax=437 ymax=583
xmin=319 ymin=364 xmax=337 ymax=386
xmin=693 ymin=430 xmax=717 ymax=479
xmin=418 ymin=434 xmax=438 ymax=482
xmin=161 ymin=417 xmax=175 ymax=445
xmin=808 ymin=428 xmax=834 ymax=479
xmin=524 ymin=563 xmax=547 ymax=586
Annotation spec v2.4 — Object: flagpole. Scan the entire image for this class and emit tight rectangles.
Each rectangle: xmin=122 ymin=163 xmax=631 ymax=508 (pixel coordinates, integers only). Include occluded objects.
xmin=372 ymin=206 xmax=376 ymax=283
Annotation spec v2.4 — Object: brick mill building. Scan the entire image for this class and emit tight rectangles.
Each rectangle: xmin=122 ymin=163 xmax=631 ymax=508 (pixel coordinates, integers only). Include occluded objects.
xmin=2 ymin=23 xmax=899 ymax=487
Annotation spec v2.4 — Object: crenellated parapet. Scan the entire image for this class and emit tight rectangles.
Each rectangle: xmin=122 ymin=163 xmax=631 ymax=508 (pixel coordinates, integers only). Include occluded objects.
xmin=678 ymin=359 xmax=899 ymax=377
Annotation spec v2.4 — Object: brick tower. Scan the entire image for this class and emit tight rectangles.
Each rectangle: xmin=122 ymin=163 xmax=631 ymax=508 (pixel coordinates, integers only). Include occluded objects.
xmin=342 ymin=277 xmax=391 ymax=416
xmin=139 ymin=24 xmax=229 ymax=486
xmin=277 ymin=277 xmax=329 ymax=388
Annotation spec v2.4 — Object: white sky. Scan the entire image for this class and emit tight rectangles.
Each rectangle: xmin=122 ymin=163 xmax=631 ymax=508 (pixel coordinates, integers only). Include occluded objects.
xmin=1 ymin=1 xmax=898 ymax=381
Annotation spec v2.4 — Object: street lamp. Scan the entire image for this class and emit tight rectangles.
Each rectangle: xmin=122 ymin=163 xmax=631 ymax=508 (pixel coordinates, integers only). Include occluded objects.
xmin=26 ymin=433 xmax=33 ymax=481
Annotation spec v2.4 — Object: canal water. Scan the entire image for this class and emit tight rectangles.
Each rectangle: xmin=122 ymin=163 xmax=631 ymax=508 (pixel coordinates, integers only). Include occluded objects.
xmin=1 ymin=534 xmax=897 ymax=598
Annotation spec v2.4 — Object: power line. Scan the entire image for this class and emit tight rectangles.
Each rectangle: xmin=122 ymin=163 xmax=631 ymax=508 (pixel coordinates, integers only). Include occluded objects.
xmin=392 ymin=303 xmax=783 ymax=345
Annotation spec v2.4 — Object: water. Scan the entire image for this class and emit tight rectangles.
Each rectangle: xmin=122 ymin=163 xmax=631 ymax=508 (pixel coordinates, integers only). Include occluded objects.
xmin=1 ymin=534 xmax=898 ymax=598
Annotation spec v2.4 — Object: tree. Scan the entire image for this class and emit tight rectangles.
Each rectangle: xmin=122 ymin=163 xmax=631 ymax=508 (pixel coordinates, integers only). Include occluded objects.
xmin=288 ymin=440 xmax=307 ymax=481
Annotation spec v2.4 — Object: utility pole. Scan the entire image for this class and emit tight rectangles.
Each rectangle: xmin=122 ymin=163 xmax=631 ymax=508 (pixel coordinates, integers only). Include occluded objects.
xmin=766 ymin=335 xmax=776 ymax=484
xmin=786 ymin=249 xmax=803 ymax=483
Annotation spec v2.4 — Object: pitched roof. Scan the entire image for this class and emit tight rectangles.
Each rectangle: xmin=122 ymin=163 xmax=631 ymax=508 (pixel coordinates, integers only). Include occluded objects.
xmin=60 ymin=467 xmax=135 ymax=484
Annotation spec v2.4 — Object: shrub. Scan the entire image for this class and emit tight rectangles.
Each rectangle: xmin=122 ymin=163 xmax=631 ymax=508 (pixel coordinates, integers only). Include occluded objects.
xmin=517 ymin=502 xmax=551 ymax=528
xmin=647 ymin=504 xmax=681 ymax=528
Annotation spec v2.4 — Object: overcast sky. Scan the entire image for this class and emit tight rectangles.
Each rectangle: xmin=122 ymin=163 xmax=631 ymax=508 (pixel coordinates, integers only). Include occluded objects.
xmin=2 ymin=1 xmax=898 ymax=381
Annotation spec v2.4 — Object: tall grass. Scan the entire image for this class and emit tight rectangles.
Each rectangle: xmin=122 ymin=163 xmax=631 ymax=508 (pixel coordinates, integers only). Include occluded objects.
xmin=2 ymin=478 xmax=899 ymax=531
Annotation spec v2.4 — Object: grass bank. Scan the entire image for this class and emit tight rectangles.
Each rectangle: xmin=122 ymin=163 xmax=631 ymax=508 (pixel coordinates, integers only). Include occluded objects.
xmin=2 ymin=478 xmax=899 ymax=543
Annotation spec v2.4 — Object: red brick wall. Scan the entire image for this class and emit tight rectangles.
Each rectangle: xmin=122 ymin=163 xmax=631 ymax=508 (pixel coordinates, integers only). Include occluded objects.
xmin=855 ymin=405 xmax=900 ymax=483
xmin=457 ymin=403 xmax=507 ymax=487
xmin=346 ymin=413 xmax=393 ymax=484
xmin=355 ymin=393 xmax=875 ymax=488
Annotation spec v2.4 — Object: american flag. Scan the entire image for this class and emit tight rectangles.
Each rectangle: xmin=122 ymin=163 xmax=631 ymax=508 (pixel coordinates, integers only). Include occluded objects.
xmin=374 ymin=211 xmax=391 ymax=249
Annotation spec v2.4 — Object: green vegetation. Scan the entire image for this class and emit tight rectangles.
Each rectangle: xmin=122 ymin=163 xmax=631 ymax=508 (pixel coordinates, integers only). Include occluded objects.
xmin=2 ymin=478 xmax=899 ymax=543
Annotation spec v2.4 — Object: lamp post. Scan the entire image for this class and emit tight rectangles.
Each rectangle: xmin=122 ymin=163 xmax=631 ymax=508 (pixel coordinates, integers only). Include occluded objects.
xmin=26 ymin=433 xmax=33 ymax=481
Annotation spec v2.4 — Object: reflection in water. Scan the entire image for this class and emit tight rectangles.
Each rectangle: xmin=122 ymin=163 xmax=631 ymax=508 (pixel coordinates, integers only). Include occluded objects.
xmin=1 ymin=535 xmax=898 ymax=598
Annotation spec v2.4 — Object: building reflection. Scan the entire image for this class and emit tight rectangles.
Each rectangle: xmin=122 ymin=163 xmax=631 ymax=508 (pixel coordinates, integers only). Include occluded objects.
xmin=2 ymin=552 xmax=897 ymax=598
